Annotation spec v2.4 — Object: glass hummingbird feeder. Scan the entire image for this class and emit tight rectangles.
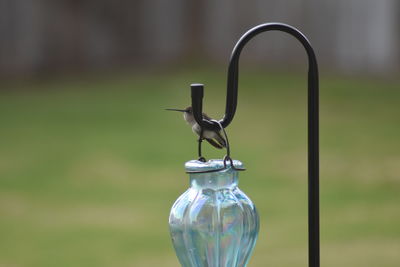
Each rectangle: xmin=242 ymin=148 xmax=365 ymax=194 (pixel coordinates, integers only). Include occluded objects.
xmin=168 ymin=22 xmax=320 ymax=267
xmin=169 ymin=159 xmax=259 ymax=267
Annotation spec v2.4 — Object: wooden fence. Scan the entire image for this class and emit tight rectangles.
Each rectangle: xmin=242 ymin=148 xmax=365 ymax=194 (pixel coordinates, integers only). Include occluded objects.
xmin=0 ymin=0 xmax=398 ymax=76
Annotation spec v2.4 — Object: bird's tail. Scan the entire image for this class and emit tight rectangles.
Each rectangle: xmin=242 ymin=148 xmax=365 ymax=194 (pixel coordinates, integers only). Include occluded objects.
xmin=214 ymin=131 xmax=227 ymax=148
xmin=205 ymin=138 xmax=224 ymax=149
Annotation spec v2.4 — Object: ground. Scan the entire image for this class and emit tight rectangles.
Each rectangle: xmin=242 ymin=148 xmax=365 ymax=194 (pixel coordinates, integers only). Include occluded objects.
xmin=0 ymin=69 xmax=399 ymax=266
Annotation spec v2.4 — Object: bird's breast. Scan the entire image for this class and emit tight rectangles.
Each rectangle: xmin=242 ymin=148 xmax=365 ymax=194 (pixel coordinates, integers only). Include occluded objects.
xmin=192 ymin=124 xmax=217 ymax=139
xmin=192 ymin=124 xmax=202 ymax=134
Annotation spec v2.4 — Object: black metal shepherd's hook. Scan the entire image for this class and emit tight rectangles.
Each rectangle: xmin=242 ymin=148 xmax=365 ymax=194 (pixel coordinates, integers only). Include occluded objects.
xmin=190 ymin=23 xmax=320 ymax=267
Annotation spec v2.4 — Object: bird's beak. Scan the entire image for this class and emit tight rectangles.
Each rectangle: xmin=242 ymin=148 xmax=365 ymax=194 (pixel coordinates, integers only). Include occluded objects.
xmin=165 ymin=108 xmax=186 ymax=112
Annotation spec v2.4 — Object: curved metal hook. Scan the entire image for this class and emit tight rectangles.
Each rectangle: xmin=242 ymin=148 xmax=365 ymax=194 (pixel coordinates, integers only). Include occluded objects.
xmin=191 ymin=22 xmax=318 ymax=129
xmin=190 ymin=22 xmax=320 ymax=267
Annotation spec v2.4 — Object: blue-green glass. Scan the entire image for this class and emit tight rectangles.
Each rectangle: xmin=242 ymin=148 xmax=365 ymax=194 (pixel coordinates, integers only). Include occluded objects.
xmin=169 ymin=159 xmax=259 ymax=267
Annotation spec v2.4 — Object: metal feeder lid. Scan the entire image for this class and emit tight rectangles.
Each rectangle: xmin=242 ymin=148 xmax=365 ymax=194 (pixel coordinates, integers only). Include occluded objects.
xmin=185 ymin=159 xmax=244 ymax=173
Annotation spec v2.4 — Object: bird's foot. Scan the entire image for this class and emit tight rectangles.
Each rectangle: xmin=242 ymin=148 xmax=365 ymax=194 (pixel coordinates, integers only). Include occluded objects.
xmin=198 ymin=156 xmax=206 ymax=162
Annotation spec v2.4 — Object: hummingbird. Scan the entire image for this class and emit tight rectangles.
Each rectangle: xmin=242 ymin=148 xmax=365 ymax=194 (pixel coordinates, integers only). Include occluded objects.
xmin=166 ymin=107 xmax=227 ymax=149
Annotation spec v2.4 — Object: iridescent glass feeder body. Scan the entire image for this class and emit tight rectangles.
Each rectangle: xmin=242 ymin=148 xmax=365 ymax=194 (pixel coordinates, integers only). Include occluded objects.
xmin=169 ymin=159 xmax=259 ymax=267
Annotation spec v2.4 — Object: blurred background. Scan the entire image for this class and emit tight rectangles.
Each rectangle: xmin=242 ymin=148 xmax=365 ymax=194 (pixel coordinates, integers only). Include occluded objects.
xmin=0 ymin=0 xmax=399 ymax=266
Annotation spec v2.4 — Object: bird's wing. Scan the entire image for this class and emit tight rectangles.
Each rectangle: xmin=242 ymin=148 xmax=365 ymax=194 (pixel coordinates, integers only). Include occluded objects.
xmin=200 ymin=112 xmax=226 ymax=148
xmin=205 ymin=138 xmax=224 ymax=149
xmin=215 ymin=131 xmax=227 ymax=147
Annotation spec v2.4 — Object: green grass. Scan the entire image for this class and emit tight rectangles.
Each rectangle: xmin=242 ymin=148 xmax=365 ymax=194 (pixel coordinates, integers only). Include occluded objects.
xmin=0 ymin=69 xmax=399 ymax=266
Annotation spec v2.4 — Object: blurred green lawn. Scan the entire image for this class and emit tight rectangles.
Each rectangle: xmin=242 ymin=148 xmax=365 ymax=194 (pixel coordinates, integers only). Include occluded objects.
xmin=0 ymin=69 xmax=399 ymax=267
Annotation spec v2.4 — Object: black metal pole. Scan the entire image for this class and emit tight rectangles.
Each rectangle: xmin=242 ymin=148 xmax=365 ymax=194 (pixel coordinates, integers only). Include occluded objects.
xmin=190 ymin=23 xmax=319 ymax=267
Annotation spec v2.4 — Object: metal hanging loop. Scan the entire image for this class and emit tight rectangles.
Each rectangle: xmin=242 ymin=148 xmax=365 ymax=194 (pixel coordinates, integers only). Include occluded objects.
xmin=189 ymin=22 xmax=320 ymax=267
xmin=188 ymin=120 xmax=245 ymax=174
